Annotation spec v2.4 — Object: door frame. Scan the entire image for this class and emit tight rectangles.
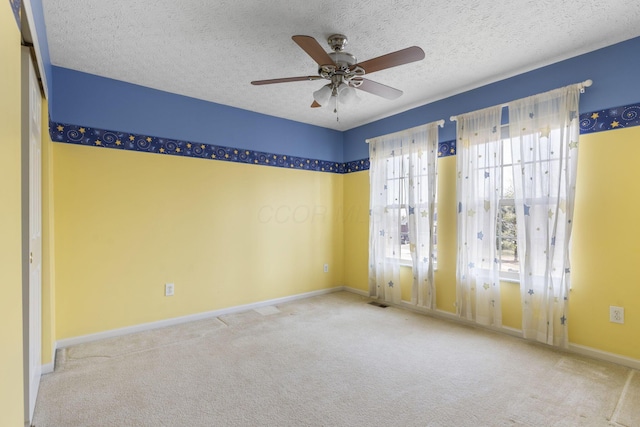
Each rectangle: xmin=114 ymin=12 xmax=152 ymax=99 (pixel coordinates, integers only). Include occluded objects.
xmin=21 ymin=45 xmax=43 ymax=427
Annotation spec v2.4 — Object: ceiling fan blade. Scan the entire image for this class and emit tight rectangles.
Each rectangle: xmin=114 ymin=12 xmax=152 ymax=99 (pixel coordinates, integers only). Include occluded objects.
xmin=355 ymin=46 xmax=425 ymax=74
xmin=355 ymin=78 xmax=403 ymax=100
xmin=251 ymin=76 xmax=322 ymax=85
xmin=292 ymin=35 xmax=335 ymax=66
xmin=311 ymin=101 xmax=321 ymax=108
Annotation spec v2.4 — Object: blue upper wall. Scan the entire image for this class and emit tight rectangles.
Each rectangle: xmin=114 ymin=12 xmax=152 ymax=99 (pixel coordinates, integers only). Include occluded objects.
xmin=344 ymin=36 xmax=640 ymax=161
xmin=51 ymin=67 xmax=345 ymax=162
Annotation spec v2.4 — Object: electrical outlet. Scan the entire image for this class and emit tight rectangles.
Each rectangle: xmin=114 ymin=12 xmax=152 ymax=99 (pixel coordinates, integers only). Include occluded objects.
xmin=165 ymin=283 xmax=175 ymax=297
xmin=323 ymin=264 xmax=329 ymax=273
xmin=610 ymin=306 xmax=624 ymax=324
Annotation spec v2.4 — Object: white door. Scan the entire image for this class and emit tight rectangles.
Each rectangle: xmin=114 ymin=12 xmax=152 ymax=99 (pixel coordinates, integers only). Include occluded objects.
xmin=22 ymin=47 xmax=42 ymax=425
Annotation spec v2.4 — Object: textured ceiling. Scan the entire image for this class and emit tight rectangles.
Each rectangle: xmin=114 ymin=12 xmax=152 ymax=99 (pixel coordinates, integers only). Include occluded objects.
xmin=43 ymin=0 xmax=640 ymax=131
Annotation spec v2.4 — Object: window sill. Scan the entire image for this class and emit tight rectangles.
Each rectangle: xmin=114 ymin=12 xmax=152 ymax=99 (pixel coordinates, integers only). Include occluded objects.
xmin=475 ymin=267 xmax=519 ymax=284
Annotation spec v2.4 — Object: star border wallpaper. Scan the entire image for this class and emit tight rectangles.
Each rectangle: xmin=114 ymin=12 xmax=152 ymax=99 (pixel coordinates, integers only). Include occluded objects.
xmin=50 ymin=102 xmax=640 ymax=173
xmin=49 ymin=120 xmax=461 ymax=174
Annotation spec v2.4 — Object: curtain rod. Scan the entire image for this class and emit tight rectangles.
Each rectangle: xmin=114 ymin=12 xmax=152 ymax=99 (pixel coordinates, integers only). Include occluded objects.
xmin=448 ymin=79 xmax=592 ymax=122
xmin=365 ymin=119 xmax=444 ymax=144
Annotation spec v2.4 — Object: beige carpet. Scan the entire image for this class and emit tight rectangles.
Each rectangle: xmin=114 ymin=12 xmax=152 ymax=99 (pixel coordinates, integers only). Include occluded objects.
xmin=33 ymin=291 xmax=639 ymax=426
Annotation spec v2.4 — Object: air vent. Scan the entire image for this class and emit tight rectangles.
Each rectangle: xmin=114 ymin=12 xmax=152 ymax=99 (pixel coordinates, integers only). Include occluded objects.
xmin=368 ymin=301 xmax=388 ymax=308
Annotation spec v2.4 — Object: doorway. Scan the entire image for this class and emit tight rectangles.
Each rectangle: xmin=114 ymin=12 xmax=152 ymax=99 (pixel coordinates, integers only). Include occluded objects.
xmin=22 ymin=46 xmax=43 ymax=426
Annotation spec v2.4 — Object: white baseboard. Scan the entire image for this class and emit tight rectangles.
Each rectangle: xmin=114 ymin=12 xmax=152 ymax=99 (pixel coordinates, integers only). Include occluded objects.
xmin=41 ymin=361 xmax=55 ymax=375
xmin=341 ymin=286 xmax=368 ymax=297
xmin=569 ymin=343 xmax=640 ymax=370
xmin=395 ymin=300 xmax=523 ymax=339
xmin=56 ymin=286 xmax=345 ymax=349
xmin=41 ymin=341 xmax=58 ymax=374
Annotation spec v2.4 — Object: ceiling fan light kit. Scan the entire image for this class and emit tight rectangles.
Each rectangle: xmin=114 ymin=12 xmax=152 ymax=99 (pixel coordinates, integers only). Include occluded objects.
xmin=251 ymin=34 xmax=425 ymax=115
xmin=313 ymin=81 xmax=360 ymax=107
xmin=338 ymin=84 xmax=358 ymax=105
xmin=313 ymin=84 xmax=333 ymax=106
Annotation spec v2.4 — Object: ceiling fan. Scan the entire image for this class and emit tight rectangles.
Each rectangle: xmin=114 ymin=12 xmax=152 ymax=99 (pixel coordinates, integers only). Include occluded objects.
xmin=251 ymin=34 xmax=425 ymax=112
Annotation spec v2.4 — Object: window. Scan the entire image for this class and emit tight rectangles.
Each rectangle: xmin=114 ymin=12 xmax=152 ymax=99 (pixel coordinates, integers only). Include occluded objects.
xmin=474 ymin=136 xmax=520 ymax=281
xmin=398 ymin=205 xmax=437 ymax=266
xmin=399 ymin=206 xmax=411 ymax=262
xmin=384 ymin=154 xmax=437 ymax=266
xmin=495 ymin=128 xmax=567 ymax=282
xmin=497 ymin=138 xmax=519 ymax=281
xmin=368 ymin=121 xmax=440 ymax=307
xmin=455 ymin=84 xmax=580 ymax=337
xmin=497 ymin=198 xmax=518 ymax=280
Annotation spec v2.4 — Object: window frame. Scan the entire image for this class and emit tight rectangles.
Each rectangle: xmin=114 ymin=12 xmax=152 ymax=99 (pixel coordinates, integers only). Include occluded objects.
xmin=496 ymin=197 xmax=520 ymax=282
xmin=473 ymin=134 xmax=521 ymax=282
xmin=383 ymin=153 xmax=437 ymax=268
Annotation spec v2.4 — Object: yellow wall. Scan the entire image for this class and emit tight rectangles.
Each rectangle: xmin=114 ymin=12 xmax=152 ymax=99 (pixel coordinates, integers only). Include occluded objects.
xmin=342 ymin=128 xmax=640 ymax=360
xmin=570 ymin=126 xmax=640 ymax=359
xmin=500 ymin=281 xmax=522 ymax=330
xmin=0 ymin=3 xmax=25 ymax=425
xmin=53 ymin=143 xmax=344 ymax=339
xmin=433 ymin=156 xmax=458 ymax=313
xmin=343 ymin=170 xmax=369 ymax=291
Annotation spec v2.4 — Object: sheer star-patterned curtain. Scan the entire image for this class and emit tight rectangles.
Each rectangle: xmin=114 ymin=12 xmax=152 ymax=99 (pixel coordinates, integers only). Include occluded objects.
xmin=456 ymin=106 xmax=503 ymax=327
xmin=509 ymin=85 xmax=580 ymax=347
xmin=369 ymin=122 xmax=439 ymax=307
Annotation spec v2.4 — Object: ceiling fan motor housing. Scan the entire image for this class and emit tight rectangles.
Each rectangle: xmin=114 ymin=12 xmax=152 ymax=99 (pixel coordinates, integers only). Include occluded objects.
xmin=319 ymin=35 xmax=364 ymax=87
